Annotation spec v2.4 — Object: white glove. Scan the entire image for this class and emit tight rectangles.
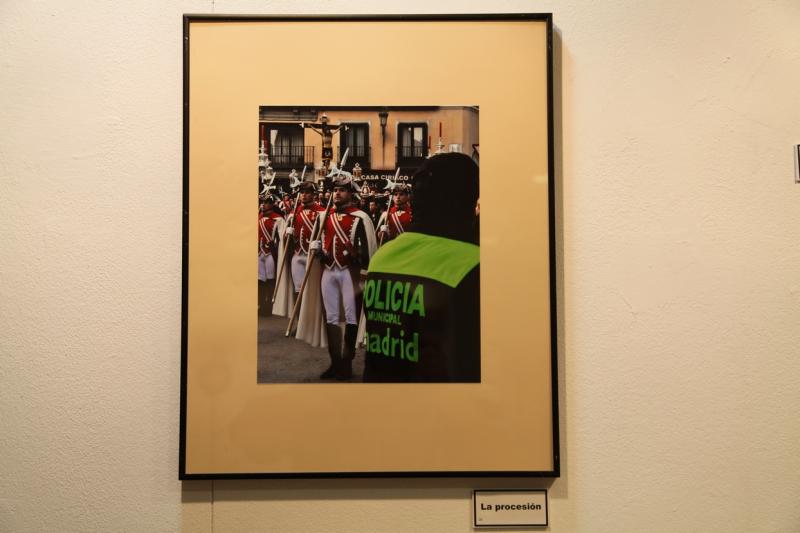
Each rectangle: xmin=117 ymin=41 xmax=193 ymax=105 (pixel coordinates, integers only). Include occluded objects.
xmin=309 ymin=240 xmax=322 ymax=252
xmin=380 ymin=225 xmax=389 ymax=233
xmin=284 ymin=227 xmax=294 ymax=236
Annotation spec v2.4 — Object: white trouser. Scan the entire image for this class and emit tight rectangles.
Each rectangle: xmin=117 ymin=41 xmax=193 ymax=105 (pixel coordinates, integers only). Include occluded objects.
xmin=258 ymin=252 xmax=275 ymax=281
xmin=321 ymin=266 xmax=357 ymax=325
xmin=291 ymin=252 xmax=308 ymax=293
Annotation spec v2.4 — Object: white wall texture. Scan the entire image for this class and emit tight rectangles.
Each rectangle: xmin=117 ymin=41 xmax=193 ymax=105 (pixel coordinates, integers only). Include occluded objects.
xmin=1 ymin=0 xmax=798 ymax=531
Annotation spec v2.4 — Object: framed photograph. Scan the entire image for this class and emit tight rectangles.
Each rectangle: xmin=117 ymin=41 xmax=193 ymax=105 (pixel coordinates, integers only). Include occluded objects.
xmin=181 ymin=14 xmax=558 ymax=478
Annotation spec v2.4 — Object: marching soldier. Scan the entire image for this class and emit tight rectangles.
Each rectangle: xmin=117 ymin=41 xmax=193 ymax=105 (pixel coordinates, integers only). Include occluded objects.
xmin=305 ymin=175 xmax=377 ymax=380
xmin=257 ymin=194 xmax=286 ymax=316
xmin=377 ymin=183 xmax=412 ymax=242
xmin=285 ymin=182 xmax=326 ymax=295
xmin=279 ymin=192 xmax=294 ymax=218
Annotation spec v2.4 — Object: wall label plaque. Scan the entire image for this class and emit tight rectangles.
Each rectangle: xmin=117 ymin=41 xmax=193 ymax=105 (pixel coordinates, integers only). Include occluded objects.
xmin=473 ymin=489 xmax=548 ymax=528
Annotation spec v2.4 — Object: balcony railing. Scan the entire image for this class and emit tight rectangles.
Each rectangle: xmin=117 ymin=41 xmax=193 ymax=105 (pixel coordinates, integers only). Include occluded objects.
xmin=337 ymin=145 xmax=371 ymax=169
xmin=270 ymin=146 xmax=314 ymax=169
xmin=396 ymin=145 xmax=428 ymax=166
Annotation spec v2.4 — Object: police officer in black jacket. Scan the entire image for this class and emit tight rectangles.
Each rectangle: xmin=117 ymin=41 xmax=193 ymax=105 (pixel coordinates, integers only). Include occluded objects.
xmin=362 ymin=153 xmax=480 ymax=382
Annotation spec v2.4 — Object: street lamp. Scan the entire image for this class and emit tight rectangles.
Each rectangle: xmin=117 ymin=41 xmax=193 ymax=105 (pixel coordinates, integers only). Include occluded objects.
xmin=378 ymin=109 xmax=389 ymax=168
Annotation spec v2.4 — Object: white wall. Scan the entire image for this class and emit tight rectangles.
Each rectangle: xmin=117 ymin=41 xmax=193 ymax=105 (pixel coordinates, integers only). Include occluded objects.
xmin=2 ymin=1 xmax=799 ymax=531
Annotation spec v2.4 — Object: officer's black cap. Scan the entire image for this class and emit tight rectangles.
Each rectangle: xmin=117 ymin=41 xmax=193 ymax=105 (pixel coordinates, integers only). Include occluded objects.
xmin=412 ymin=153 xmax=478 ymax=215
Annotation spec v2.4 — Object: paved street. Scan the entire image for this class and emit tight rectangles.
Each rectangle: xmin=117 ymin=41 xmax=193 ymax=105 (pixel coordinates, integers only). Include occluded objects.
xmin=257 ymin=314 xmax=365 ymax=383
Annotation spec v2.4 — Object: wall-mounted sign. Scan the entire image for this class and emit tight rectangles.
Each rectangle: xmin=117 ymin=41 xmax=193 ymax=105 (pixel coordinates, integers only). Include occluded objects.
xmin=358 ymin=169 xmax=414 ymax=182
xmin=473 ymin=490 xmax=548 ymax=527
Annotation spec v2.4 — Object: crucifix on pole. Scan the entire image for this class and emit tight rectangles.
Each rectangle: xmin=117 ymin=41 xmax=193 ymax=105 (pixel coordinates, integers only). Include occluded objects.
xmin=300 ymin=113 xmax=347 ymax=176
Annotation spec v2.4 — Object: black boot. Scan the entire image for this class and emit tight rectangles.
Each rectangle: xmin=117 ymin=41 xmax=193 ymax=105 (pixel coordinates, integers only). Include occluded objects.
xmin=257 ymin=281 xmax=267 ymax=316
xmin=321 ymin=324 xmax=342 ymax=380
xmin=263 ymin=279 xmax=275 ymax=315
xmin=338 ymin=324 xmax=358 ymax=381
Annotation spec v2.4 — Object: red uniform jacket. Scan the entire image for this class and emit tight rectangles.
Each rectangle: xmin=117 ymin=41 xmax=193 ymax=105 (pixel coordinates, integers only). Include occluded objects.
xmin=258 ymin=212 xmax=282 ymax=255
xmin=321 ymin=206 xmax=370 ymax=269
xmin=387 ymin=205 xmax=412 ymax=239
xmin=292 ymin=203 xmax=326 ymax=255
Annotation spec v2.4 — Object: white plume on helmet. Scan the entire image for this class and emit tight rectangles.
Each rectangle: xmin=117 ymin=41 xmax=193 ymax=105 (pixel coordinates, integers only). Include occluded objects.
xmin=260 ymin=170 xmax=277 ymax=199
xmin=383 ymin=167 xmax=403 ymax=191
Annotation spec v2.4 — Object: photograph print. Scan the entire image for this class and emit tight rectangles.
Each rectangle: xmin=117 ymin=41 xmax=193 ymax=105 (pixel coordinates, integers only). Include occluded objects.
xmin=256 ymin=106 xmax=480 ymax=383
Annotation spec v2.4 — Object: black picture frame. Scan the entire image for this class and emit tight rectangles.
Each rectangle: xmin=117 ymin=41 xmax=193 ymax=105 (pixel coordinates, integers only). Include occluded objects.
xmin=181 ymin=13 xmax=558 ymax=480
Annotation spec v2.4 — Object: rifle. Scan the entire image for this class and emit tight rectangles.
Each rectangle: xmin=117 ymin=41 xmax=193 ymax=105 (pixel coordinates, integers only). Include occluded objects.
xmin=271 ymin=166 xmax=306 ymax=303
xmin=377 ymin=167 xmax=401 ymax=247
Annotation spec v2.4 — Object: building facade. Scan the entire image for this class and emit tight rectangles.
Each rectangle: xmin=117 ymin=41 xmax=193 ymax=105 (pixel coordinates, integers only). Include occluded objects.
xmin=258 ymin=106 xmax=479 ymax=190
